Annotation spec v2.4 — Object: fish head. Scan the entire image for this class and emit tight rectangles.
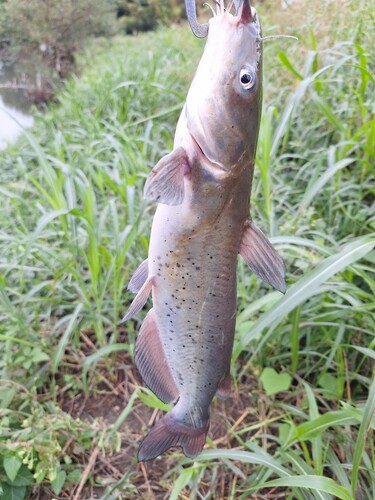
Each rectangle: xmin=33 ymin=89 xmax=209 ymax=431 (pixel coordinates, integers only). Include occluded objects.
xmin=185 ymin=0 xmax=262 ymax=171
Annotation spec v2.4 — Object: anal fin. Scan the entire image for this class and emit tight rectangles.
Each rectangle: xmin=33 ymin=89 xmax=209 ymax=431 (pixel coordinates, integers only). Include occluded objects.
xmin=216 ymin=372 xmax=232 ymax=400
xmin=128 ymin=258 xmax=148 ymax=293
xmin=240 ymin=219 xmax=286 ymax=294
xmin=143 ymin=146 xmax=189 ymax=206
xmin=135 ymin=308 xmax=179 ymax=405
xmin=122 ymin=276 xmax=153 ymax=321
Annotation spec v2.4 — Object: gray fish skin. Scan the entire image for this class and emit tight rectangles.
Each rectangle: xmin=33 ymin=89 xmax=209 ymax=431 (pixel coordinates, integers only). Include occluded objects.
xmin=125 ymin=0 xmax=286 ymax=462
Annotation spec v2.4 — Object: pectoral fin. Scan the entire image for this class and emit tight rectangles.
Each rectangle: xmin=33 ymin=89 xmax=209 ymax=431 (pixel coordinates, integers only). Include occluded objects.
xmin=128 ymin=258 xmax=149 ymax=293
xmin=135 ymin=308 xmax=179 ymax=404
xmin=240 ymin=220 xmax=286 ymax=294
xmin=144 ymin=146 xmax=189 ymax=205
xmin=122 ymin=276 xmax=153 ymax=321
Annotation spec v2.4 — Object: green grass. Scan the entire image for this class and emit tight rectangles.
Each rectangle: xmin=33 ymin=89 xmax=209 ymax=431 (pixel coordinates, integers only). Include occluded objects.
xmin=0 ymin=0 xmax=374 ymax=498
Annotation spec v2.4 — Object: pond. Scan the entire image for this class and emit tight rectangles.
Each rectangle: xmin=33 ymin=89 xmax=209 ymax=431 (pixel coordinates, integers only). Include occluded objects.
xmin=0 ymin=61 xmax=35 ymax=151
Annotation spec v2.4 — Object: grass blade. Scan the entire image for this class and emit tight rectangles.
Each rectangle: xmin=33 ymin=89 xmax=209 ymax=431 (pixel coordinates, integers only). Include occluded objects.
xmin=351 ymin=376 xmax=375 ymax=495
xmin=256 ymin=476 xmax=354 ymax=500
xmin=82 ymin=343 xmax=130 ymax=395
xmin=52 ymin=303 xmax=84 ymax=373
xmin=239 ymin=235 xmax=375 ymax=351
xmin=198 ymin=449 xmax=291 ymax=478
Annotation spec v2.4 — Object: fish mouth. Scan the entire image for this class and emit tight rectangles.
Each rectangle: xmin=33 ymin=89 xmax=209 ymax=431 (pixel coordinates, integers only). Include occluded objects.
xmin=189 ymin=131 xmax=227 ymax=172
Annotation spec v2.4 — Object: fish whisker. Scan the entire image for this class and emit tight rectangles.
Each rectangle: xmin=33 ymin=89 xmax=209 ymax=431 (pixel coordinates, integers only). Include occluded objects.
xmin=261 ymin=35 xmax=299 ymax=42
xmin=226 ymin=0 xmax=235 ymax=13
xmin=203 ymin=2 xmax=217 ymax=17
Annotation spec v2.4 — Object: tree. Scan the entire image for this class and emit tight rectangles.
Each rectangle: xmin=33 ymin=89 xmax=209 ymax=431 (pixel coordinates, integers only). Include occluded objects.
xmin=3 ymin=0 xmax=115 ymax=76
xmin=115 ymin=0 xmax=185 ymax=34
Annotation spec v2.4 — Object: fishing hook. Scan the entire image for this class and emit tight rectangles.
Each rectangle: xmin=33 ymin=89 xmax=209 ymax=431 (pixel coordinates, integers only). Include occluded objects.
xmin=185 ymin=0 xmax=209 ymax=38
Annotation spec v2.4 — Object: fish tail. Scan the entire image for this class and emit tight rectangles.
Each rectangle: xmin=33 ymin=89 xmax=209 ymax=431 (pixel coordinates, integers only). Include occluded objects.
xmin=137 ymin=410 xmax=209 ymax=462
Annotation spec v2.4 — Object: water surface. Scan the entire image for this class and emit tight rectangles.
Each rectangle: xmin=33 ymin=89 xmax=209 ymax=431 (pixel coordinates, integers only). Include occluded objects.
xmin=0 ymin=61 xmax=34 ymax=150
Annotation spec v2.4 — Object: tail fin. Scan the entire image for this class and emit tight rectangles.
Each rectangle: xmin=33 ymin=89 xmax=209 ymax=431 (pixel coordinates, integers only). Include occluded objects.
xmin=138 ymin=411 xmax=209 ymax=462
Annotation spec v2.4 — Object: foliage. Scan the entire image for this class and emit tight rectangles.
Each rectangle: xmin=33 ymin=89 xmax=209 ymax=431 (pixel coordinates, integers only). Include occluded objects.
xmin=0 ymin=0 xmax=374 ymax=497
xmin=116 ymin=0 xmax=186 ymax=34
xmin=0 ymin=381 xmax=121 ymax=497
xmin=1 ymin=0 xmax=115 ymax=75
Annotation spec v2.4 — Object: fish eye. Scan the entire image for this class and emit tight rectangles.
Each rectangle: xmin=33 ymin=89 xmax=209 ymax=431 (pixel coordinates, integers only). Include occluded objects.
xmin=239 ymin=66 xmax=256 ymax=91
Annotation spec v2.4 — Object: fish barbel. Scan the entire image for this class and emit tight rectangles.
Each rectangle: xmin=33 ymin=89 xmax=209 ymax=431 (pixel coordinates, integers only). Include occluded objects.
xmin=124 ymin=0 xmax=286 ymax=461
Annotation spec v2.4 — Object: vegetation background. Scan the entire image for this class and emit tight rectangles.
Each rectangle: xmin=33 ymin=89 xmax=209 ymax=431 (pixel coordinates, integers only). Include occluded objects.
xmin=0 ymin=0 xmax=374 ymax=498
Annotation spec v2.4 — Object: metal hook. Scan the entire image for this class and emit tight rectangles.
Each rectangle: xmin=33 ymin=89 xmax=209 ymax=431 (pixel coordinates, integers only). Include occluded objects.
xmin=185 ymin=0 xmax=209 ymax=38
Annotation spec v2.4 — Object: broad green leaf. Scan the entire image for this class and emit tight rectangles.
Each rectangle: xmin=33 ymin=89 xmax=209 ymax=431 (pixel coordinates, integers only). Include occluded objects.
xmin=1 ymin=483 xmax=26 ymax=500
xmin=4 ymin=455 xmax=22 ymax=483
xmin=257 ymin=475 xmax=354 ymax=500
xmin=51 ymin=470 xmax=66 ymax=496
xmin=318 ymin=372 xmax=340 ymax=400
xmin=10 ymin=466 xmax=34 ymax=487
xmin=66 ymin=469 xmax=82 ymax=484
xmin=0 ymin=387 xmax=17 ymax=409
xmin=30 ymin=347 xmax=50 ymax=364
xmin=260 ymin=368 xmax=292 ymax=395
